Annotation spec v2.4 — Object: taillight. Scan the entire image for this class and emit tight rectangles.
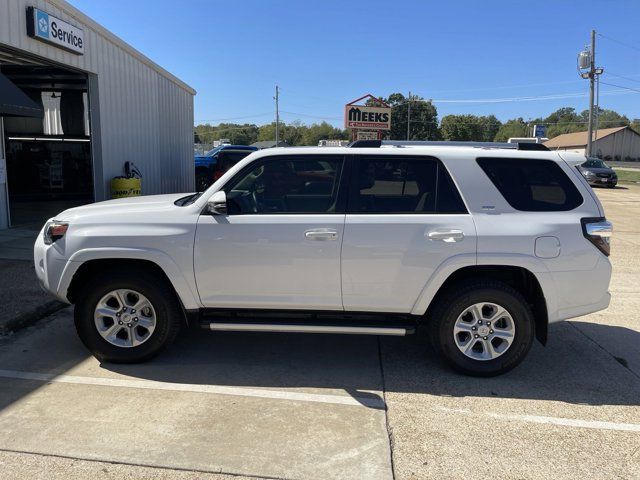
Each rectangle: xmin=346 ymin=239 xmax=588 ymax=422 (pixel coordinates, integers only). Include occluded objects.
xmin=213 ymin=171 xmax=224 ymax=181
xmin=581 ymin=217 xmax=612 ymax=256
xmin=43 ymin=221 xmax=69 ymax=245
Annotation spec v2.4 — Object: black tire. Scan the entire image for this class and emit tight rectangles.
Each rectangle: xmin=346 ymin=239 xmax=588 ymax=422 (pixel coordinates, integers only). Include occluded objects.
xmin=428 ymin=280 xmax=535 ymax=377
xmin=74 ymin=269 xmax=182 ymax=363
xmin=607 ymin=184 xmax=616 ymax=189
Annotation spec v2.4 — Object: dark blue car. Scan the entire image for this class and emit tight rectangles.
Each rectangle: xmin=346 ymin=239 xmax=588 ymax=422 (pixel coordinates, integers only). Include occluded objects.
xmin=195 ymin=145 xmax=258 ymax=191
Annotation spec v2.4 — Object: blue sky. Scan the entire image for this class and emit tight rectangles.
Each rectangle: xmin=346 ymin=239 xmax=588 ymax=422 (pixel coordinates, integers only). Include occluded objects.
xmin=69 ymin=0 xmax=640 ymax=127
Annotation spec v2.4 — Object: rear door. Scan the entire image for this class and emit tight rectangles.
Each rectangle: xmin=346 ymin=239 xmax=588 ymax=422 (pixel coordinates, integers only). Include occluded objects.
xmin=341 ymin=154 xmax=476 ymax=313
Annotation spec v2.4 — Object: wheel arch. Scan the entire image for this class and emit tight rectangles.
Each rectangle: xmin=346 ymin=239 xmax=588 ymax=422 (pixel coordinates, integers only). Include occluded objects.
xmin=66 ymin=258 xmax=195 ymax=326
xmin=60 ymin=248 xmax=201 ymax=313
xmin=421 ymin=265 xmax=549 ymax=345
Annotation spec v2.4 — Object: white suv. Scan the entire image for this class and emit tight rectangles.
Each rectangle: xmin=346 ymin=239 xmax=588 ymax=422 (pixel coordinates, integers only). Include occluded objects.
xmin=34 ymin=141 xmax=612 ymax=376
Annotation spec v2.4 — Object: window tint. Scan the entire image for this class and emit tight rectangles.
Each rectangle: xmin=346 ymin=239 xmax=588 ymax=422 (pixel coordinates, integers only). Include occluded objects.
xmin=351 ymin=156 xmax=467 ymax=214
xmin=477 ymin=157 xmax=583 ymax=211
xmin=224 ymin=155 xmax=343 ymax=214
xmin=214 ymin=151 xmax=253 ymax=176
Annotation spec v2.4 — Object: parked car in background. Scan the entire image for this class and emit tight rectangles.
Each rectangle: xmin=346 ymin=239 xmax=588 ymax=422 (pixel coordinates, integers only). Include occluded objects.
xmin=195 ymin=145 xmax=257 ymax=191
xmin=577 ymin=157 xmax=618 ymax=188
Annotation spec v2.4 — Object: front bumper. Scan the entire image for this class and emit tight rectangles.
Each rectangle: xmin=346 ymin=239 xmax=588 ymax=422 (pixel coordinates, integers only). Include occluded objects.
xmin=586 ymin=176 xmax=617 ymax=187
xmin=33 ymin=225 xmax=71 ymax=304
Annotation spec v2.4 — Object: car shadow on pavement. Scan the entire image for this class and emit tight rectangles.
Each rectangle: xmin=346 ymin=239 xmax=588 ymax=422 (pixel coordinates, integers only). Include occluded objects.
xmin=101 ymin=318 xmax=640 ymax=409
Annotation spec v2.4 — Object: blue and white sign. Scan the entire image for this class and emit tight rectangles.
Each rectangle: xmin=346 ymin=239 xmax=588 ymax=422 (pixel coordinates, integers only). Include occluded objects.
xmin=533 ymin=124 xmax=546 ymax=138
xmin=27 ymin=7 xmax=84 ymax=55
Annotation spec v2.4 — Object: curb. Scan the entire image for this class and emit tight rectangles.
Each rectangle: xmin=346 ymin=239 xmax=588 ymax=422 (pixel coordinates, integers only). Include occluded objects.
xmin=0 ymin=301 xmax=67 ymax=336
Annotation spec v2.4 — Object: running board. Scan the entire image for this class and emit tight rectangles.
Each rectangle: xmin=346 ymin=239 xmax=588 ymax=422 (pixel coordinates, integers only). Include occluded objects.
xmin=207 ymin=322 xmax=409 ymax=336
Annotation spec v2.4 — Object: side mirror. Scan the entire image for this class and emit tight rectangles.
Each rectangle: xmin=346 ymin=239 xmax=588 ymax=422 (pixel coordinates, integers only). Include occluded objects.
xmin=207 ymin=190 xmax=227 ymax=215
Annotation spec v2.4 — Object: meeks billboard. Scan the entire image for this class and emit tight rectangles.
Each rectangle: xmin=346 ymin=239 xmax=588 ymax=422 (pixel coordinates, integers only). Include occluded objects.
xmin=344 ymin=105 xmax=391 ymax=130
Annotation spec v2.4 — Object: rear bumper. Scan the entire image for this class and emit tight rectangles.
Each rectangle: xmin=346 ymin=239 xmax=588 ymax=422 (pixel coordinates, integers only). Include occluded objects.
xmin=548 ymin=255 xmax=612 ymax=323
xmin=555 ymin=291 xmax=611 ymax=321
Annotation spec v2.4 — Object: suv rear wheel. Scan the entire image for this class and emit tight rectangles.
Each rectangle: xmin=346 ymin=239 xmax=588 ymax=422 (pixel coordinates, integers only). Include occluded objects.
xmin=429 ymin=280 xmax=535 ymax=376
xmin=74 ymin=270 xmax=181 ymax=363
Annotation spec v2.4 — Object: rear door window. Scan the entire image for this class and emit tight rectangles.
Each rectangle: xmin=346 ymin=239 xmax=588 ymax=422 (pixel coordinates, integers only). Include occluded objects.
xmin=349 ymin=155 xmax=467 ymax=214
xmin=477 ymin=157 xmax=583 ymax=211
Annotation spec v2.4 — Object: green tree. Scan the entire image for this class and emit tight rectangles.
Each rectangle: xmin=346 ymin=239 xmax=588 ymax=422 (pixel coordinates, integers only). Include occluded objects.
xmin=440 ymin=114 xmax=501 ymax=142
xmin=539 ymin=107 xmax=582 ymax=138
xmin=494 ymin=118 xmax=529 ymax=142
xmin=300 ymin=121 xmax=349 ymax=146
xmin=257 ymin=122 xmax=286 ymax=142
xmin=194 ymin=123 xmax=259 ymax=145
xmin=581 ymin=108 xmax=630 ymax=130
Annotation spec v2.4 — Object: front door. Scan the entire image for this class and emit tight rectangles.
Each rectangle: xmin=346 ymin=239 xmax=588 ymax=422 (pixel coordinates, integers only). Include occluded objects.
xmin=194 ymin=154 xmax=347 ymax=310
xmin=341 ymin=154 xmax=477 ymax=313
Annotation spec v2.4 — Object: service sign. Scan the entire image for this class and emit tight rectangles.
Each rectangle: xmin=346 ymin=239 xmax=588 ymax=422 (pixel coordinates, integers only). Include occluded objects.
xmin=345 ymin=105 xmax=391 ymax=130
xmin=27 ymin=7 xmax=84 ymax=55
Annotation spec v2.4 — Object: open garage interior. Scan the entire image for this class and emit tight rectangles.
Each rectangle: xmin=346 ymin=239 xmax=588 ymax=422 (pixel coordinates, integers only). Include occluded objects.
xmin=1 ymin=47 xmax=92 ymax=228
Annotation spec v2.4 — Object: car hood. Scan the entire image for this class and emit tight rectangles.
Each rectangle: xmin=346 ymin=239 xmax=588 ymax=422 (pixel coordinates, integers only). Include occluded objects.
xmin=579 ymin=167 xmax=616 ymax=175
xmin=54 ymin=193 xmax=193 ymax=222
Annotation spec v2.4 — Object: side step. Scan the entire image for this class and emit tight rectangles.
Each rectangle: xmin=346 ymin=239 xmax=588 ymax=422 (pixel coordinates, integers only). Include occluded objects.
xmin=198 ymin=309 xmax=417 ymax=336
xmin=208 ymin=322 xmax=409 ymax=336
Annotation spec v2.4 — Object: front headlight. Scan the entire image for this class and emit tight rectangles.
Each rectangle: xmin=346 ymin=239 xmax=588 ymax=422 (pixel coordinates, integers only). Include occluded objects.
xmin=43 ymin=221 xmax=69 ymax=245
xmin=583 ymin=170 xmax=594 ymax=177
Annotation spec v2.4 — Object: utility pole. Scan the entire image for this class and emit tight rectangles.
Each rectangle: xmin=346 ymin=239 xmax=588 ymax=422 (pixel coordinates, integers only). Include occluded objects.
xmin=578 ymin=30 xmax=603 ymax=157
xmin=274 ymin=85 xmax=280 ymax=147
xmin=406 ymin=91 xmax=411 ymax=140
xmin=586 ymin=30 xmax=596 ymax=157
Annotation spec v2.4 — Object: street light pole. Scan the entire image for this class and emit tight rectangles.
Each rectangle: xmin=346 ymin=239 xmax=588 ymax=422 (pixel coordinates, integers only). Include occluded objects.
xmin=406 ymin=91 xmax=411 ymax=140
xmin=586 ymin=29 xmax=596 ymax=157
xmin=275 ymin=85 xmax=280 ymax=147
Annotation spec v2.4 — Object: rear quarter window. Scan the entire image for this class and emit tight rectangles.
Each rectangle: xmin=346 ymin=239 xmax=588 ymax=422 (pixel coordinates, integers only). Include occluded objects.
xmin=476 ymin=157 xmax=583 ymax=212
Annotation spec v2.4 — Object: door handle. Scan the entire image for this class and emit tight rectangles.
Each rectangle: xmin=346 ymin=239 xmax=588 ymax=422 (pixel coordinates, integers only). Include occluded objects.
xmin=427 ymin=229 xmax=464 ymax=243
xmin=305 ymin=229 xmax=338 ymax=241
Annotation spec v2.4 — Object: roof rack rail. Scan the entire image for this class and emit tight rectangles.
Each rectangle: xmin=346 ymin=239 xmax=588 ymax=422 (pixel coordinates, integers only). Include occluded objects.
xmin=348 ymin=140 xmax=549 ymax=151
xmin=348 ymin=140 xmax=382 ymax=148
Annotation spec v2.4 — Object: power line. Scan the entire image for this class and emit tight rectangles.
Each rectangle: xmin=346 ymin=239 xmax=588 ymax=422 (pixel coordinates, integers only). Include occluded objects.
xmin=195 ymin=112 xmax=273 ymax=123
xmin=597 ymin=32 xmax=640 ymax=52
xmin=599 ymin=81 xmax=640 ymax=94
xmin=605 ymin=72 xmax=640 ymax=85
xmin=280 ymin=110 xmax=342 ymax=120
xmin=430 ymin=89 xmax=632 ymax=104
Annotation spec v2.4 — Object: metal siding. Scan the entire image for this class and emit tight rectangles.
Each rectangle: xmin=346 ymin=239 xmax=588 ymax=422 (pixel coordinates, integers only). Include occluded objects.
xmin=0 ymin=0 xmax=195 ymax=197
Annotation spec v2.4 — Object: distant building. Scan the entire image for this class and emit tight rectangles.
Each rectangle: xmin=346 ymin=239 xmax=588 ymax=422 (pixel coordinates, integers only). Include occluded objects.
xmin=544 ymin=126 xmax=640 ymax=160
xmin=250 ymin=140 xmax=290 ymax=149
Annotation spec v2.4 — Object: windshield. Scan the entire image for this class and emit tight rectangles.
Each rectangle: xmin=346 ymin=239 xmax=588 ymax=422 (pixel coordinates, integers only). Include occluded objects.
xmin=203 ymin=145 xmax=224 ymax=157
xmin=582 ymin=158 xmax=610 ymax=169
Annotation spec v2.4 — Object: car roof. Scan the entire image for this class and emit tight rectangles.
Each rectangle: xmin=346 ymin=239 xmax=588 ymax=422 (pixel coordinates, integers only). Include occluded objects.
xmin=251 ymin=145 xmax=565 ymax=161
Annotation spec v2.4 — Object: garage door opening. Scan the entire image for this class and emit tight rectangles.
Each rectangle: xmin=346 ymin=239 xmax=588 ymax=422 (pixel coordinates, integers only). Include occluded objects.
xmin=1 ymin=58 xmax=93 ymax=228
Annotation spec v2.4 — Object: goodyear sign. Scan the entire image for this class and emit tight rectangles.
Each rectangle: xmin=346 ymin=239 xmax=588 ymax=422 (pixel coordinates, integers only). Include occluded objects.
xmin=345 ymin=105 xmax=391 ymax=130
xmin=27 ymin=6 xmax=85 ymax=55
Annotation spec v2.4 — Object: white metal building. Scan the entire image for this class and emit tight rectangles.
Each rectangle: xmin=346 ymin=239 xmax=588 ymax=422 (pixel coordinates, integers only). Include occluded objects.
xmin=0 ymin=0 xmax=195 ymax=229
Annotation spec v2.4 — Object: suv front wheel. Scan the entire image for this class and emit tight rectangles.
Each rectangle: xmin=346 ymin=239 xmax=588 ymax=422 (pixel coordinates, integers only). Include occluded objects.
xmin=429 ymin=280 xmax=535 ymax=376
xmin=74 ymin=270 xmax=182 ymax=363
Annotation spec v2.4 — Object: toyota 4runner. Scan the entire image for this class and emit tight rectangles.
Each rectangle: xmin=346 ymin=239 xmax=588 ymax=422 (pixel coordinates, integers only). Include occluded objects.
xmin=34 ymin=141 xmax=612 ymax=376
